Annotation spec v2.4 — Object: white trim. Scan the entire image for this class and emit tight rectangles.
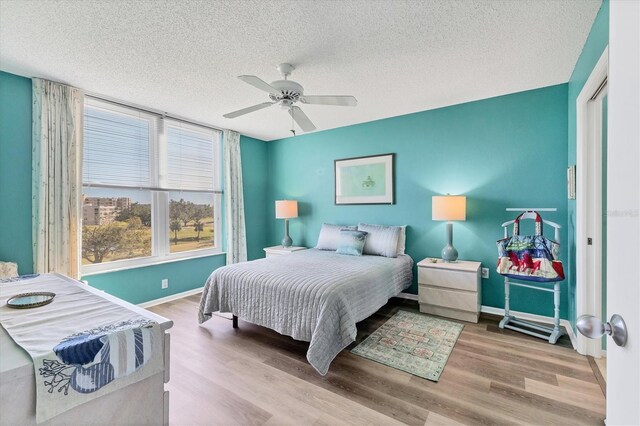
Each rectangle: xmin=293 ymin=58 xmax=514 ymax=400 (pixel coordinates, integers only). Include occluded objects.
xmin=82 ymin=251 xmax=225 ymax=277
xmin=396 ymin=292 xmax=419 ymax=301
xmin=138 ymin=287 xmax=204 ymax=308
xmin=480 ymin=305 xmax=578 ymax=350
xmin=576 ymin=46 xmax=608 ymax=357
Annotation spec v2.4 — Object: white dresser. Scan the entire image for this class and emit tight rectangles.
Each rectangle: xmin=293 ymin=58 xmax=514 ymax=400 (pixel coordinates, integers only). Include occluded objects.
xmin=417 ymin=258 xmax=482 ymax=323
xmin=263 ymin=246 xmax=307 ymax=258
xmin=0 ymin=274 xmax=172 ymax=425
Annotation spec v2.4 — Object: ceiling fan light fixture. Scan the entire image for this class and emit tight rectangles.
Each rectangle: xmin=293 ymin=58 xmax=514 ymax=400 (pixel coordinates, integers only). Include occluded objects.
xmin=223 ymin=62 xmax=358 ymax=133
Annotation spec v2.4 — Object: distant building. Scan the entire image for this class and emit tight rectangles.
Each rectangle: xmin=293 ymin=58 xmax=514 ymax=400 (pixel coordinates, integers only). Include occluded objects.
xmin=84 ymin=197 xmax=131 ymax=212
xmin=83 ymin=204 xmax=117 ymax=225
xmin=82 ymin=196 xmax=132 ymax=225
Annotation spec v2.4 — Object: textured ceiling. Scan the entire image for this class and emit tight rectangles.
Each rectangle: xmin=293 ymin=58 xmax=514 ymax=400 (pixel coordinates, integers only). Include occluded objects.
xmin=0 ymin=0 xmax=601 ymax=141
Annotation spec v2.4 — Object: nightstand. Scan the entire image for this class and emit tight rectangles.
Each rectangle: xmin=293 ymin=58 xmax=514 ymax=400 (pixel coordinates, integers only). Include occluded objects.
xmin=417 ymin=258 xmax=482 ymax=323
xmin=263 ymin=246 xmax=307 ymax=258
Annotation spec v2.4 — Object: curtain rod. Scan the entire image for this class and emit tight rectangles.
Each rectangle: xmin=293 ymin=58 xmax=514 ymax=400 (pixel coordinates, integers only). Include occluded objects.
xmin=85 ymin=93 xmax=225 ymax=133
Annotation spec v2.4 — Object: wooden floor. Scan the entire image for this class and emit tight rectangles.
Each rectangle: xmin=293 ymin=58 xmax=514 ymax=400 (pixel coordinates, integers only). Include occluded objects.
xmin=149 ymin=296 xmax=605 ymax=426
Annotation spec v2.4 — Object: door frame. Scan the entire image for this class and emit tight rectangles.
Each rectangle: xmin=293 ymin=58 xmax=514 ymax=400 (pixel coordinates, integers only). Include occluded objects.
xmin=575 ymin=47 xmax=608 ymax=357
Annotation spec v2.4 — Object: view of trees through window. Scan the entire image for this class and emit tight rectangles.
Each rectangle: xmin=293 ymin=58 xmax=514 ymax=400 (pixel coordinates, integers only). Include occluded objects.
xmin=81 ymin=190 xmax=152 ymax=264
xmin=81 ymin=191 xmax=215 ymax=264
xmin=169 ymin=196 xmax=214 ymax=253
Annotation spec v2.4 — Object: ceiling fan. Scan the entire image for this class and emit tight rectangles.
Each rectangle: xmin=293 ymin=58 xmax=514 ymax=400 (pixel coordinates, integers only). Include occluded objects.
xmin=223 ymin=63 xmax=357 ymax=133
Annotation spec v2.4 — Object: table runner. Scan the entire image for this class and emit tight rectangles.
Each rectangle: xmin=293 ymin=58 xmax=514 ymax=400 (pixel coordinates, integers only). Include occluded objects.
xmin=0 ymin=274 xmax=163 ymax=423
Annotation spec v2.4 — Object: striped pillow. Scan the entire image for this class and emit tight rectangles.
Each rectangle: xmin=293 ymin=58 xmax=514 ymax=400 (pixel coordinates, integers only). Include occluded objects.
xmin=357 ymin=223 xmax=402 ymax=258
xmin=316 ymin=223 xmax=357 ymax=251
xmin=397 ymin=225 xmax=407 ymax=255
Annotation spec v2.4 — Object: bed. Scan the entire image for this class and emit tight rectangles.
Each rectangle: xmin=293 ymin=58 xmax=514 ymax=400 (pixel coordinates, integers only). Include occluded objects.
xmin=198 ymin=248 xmax=413 ymax=375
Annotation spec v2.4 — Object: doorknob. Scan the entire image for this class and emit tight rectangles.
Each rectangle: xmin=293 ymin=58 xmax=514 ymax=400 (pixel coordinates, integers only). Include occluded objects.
xmin=577 ymin=314 xmax=628 ymax=347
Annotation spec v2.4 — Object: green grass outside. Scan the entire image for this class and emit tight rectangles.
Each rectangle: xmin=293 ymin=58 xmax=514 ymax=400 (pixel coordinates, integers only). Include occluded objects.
xmin=82 ymin=217 xmax=215 ymax=264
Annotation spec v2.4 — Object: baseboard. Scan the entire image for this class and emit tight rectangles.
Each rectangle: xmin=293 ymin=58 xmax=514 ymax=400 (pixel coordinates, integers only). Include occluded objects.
xmin=480 ymin=305 xmax=578 ymax=350
xmin=138 ymin=287 xmax=203 ymax=308
xmin=396 ymin=292 xmax=419 ymax=301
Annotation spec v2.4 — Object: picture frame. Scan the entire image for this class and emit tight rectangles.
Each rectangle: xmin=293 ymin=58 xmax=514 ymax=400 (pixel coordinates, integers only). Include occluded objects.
xmin=334 ymin=153 xmax=394 ymax=205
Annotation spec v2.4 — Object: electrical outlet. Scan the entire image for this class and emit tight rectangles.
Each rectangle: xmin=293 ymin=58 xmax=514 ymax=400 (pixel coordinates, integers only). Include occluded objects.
xmin=481 ymin=268 xmax=489 ymax=279
xmin=161 ymin=279 xmax=169 ymax=289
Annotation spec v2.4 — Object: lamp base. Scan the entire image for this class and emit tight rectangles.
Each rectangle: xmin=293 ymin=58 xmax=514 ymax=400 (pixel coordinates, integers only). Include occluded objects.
xmin=441 ymin=245 xmax=458 ymax=262
xmin=282 ymin=219 xmax=293 ymax=248
xmin=441 ymin=222 xmax=458 ymax=262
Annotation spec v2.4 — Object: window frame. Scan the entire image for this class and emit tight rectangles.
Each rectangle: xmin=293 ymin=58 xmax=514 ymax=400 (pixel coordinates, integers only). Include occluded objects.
xmin=81 ymin=99 xmax=223 ymax=275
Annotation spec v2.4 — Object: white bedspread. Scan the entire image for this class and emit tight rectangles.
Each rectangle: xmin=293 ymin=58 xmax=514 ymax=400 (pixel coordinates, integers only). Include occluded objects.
xmin=198 ymin=249 xmax=413 ymax=375
xmin=0 ymin=274 xmax=163 ymax=423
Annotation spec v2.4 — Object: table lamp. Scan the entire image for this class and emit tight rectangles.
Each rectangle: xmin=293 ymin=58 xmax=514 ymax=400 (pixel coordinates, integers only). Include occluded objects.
xmin=432 ymin=195 xmax=466 ymax=262
xmin=275 ymin=200 xmax=298 ymax=247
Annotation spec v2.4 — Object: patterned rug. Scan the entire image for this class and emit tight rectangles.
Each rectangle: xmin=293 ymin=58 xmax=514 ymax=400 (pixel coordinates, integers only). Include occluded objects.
xmin=351 ymin=310 xmax=464 ymax=381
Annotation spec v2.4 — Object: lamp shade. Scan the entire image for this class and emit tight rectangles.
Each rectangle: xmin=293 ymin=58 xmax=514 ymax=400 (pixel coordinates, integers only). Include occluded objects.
xmin=275 ymin=200 xmax=298 ymax=219
xmin=432 ymin=195 xmax=466 ymax=221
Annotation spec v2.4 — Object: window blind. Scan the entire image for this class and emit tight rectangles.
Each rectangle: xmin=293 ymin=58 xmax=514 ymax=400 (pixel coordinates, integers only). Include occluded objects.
xmin=83 ymin=106 xmax=150 ymax=186
xmin=167 ymin=124 xmax=219 ymax=191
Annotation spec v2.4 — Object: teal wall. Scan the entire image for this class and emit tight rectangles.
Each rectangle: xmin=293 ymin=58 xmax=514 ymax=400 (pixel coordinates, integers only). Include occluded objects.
xmin=82 ymin=255 xmax=227 ymax=304
xmin=267 ymin=84 xmax=569 ymax=318
xmin=566 ymin=0 xmax=609 ymax=328
xmin=240 ymin=135 xmax=269 ymax=260
xmin=0 ymin=70 xmax=269 ymax=303
xmin=0 ymin=71 xmax=34 ymax=274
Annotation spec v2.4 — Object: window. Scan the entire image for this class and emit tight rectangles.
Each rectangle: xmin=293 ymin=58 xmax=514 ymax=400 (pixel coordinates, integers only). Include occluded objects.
xmin=81 ymin=99 xmax=222 ymax=273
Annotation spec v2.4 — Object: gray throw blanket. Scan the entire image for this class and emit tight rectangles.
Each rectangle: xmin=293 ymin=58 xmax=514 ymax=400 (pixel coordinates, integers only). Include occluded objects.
xmin=198 ymin=249 xmax=413 ymax=375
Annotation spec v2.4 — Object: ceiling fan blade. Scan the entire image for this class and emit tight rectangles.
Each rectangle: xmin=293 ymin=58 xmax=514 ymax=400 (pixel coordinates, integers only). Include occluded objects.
xmin=223 ymin=102 xmax=275 ymax=119
xmin=238 ymin=75 xmax=279 ymax=94
xmin=300 ymin=95 xmax=357 ymax=107
xmin=289 ymin=106 xmax=316 ymax=132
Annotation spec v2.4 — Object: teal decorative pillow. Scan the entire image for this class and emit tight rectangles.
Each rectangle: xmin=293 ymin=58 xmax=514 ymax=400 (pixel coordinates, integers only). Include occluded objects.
xmin=336 ymin=230 xmax=368 ymax=256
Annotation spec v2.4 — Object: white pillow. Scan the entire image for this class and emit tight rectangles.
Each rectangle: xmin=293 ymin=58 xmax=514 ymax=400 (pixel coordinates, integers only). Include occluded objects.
xmin=397 ymin=225 xmax=407 ymax=255
xmin=316 ymin=223 xmax=357 ymax=251
xmin=357 ymin=223 xmax=402 ymax=258
xmin=0 ymin=262 xmax=19 ymax=279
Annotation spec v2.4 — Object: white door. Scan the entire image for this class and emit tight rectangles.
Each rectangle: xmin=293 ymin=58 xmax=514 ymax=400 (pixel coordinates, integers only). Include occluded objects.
xmin=606 ymin=1 xmax=639 ymax=424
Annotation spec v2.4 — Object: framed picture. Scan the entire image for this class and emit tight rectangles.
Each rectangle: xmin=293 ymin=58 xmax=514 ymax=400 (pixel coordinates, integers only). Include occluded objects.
xmin=334 ymin=153 xmax=394 ymax=205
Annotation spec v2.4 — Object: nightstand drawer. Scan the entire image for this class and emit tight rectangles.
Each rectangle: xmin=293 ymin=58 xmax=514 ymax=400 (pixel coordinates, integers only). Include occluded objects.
xmin=418 ymin=267 xmax=478 ymax=292
xmin=418 ymin=285 xmax=478 ymax=312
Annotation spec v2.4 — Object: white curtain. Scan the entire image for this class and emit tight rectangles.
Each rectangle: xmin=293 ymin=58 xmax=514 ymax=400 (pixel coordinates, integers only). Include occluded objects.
xmin=32 ymin=78 xmax=84 ymax=278
xmin=223 ymin=130 xmax=247 ymax=264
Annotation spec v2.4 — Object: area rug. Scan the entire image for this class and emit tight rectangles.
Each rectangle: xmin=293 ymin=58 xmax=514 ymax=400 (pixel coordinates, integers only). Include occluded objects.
xmin=351 ymin=310 xmax=464 ymax=381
